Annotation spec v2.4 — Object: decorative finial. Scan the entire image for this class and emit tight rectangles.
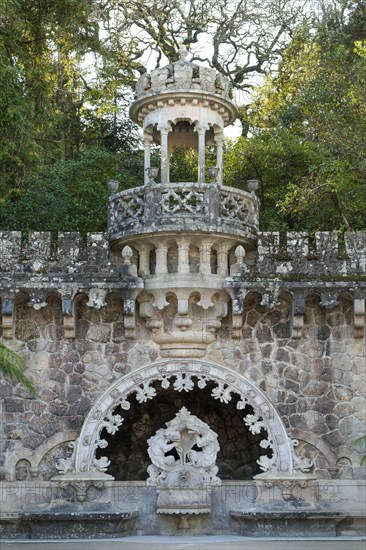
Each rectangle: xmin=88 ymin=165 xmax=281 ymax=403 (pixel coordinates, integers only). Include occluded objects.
xmin=206 ymin=166 xmax=220 ymax=182
xmin=145 ymin=166 xmax=159 ymax=184
xmin=107 ymin=180 xmax=119 ymax=195
xmin=234 ymin=245 xmax=246 ymax=266
xmin=178 ymin=44 xmax=189 ymax=61
xmin=121 ymin=245 xmax=133 ymax=264
xmin=247 ymin=179 xmax=259 ymax=194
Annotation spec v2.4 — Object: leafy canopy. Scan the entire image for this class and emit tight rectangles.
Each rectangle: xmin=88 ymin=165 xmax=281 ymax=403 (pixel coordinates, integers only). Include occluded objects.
xmin=224 ymin=3 xmax=366 ymax=232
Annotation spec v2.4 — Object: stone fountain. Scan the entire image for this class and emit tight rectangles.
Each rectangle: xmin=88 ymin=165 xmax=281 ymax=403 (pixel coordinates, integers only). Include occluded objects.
xmin=147 ymin=407 xmax=221 ymax=515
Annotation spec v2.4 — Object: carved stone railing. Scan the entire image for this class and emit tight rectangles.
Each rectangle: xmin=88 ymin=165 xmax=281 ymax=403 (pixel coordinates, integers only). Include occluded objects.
xmin=108 ymin=183 xmax=259 ymax=243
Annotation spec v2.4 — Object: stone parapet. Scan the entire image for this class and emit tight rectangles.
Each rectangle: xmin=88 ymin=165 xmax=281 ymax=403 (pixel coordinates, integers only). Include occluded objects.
xmin=1 ymin=480 xmax=365 ymax=537
xmin=134 ymin=61 xmax=232 ymax=103
xmin=256 ymin=231 xmax=366 ymax=278
xmin=1 ymin=230 xmax=365 ymax=281
xmin=108 ymin=183 xmax=259 ymax=244
xmin=0 ymin=232 xmax=110 ymax=277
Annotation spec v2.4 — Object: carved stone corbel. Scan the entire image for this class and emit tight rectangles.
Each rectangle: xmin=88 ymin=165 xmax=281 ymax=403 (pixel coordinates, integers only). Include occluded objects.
xmin=232 ymin=296 xmax=244 ymax=339
xmin=2 ymin=298 xmax=14 ymax=339
xmin=138 ymin=294 xmax=163 ymax=333
xmin=175 ymin=295 xmax=192 ymax=331
xmin=62 ymin=297 xmax=75 ymax=340
xmin=354 ymin=298 xmax=365 ymax=339
xmin=291 ymin=291 xmax=306 ymax=339
xmin=205 ymin=292 xmax=230 ymax=334
xmin=225 ymin=289 xmax=245 ymax=340
xmin=124 ymin=298 xmax=136 ymax=339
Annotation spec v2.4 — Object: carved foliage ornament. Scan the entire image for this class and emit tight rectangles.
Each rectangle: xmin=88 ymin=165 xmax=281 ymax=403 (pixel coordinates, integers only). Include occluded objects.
xmin=59 ymin=373 xmax=275 ymax=476
xmin=63 ymin=362 xmax=310 ymax=478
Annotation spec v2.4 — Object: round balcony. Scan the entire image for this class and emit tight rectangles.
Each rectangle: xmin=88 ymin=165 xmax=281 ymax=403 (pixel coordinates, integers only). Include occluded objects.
xmin=108 ymin=182 xmax=259 ymax=245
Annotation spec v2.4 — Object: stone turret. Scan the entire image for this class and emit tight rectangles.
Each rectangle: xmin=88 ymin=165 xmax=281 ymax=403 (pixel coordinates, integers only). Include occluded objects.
xmin=107 ymin=48 xmax=260 ymax=357
xmin=130 ymin=45 xmax=236 ymax=186
xmin=108 ymin=46 xmax=259 ymax=253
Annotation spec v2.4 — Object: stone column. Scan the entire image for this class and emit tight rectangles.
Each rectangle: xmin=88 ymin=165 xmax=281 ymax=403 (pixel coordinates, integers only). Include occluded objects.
xmin=138 ymin=245 xmax=151 ymax=276
xmin=143 ymin=132 xmax=153 ymax=184
xmin=195 ymin=124 xmax=209 ymax=184
xmin=199 ymin=240 xmax=213 ymax=275
xmin=177 ymin=238 xmax=190 ymax=274
xmin=158 ymin=124 xmax=171 ymax=185
xmin=216 ymin=242 xmax=232 ymax=277
xmin=215 ymin=132 xmax=224 ymax=184
xmin=155 ymin=242 xmax=168 ymax=274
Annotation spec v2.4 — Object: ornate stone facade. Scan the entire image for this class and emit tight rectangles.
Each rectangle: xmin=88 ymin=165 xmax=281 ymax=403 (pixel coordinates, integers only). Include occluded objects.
xmin=0 ymin=50 xmax=365 ymax=539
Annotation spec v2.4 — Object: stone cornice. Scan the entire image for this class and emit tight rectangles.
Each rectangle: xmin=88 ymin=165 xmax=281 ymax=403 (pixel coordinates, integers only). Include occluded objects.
xmin=129 ymin=91 xmax=238 ymax=127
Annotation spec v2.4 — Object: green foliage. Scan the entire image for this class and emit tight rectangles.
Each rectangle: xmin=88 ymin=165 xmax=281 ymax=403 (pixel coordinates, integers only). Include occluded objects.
xmin=0 ymin=0 xmax=139 ymax=200
xmin=0 ymin=42 xmax=42 ymax=200
xmin=224 ymin=10 xmax=366 ymax=232
xmin=1 ymin=0 xmax=365 ymax=233
xmin=0 ymin=147 xmax=144 ymax=233
xmin=0 ymin=342 xmax=37 ymax=396
xmin=354 ymin=436 xmax=366 ymax=465
xmin=170 ymin=148 xmax=198 ymax=182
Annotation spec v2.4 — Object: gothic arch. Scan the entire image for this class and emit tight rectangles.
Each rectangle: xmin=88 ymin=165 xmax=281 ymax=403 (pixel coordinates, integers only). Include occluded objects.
xmin=73 ymin=360 xmax=294 ymax=476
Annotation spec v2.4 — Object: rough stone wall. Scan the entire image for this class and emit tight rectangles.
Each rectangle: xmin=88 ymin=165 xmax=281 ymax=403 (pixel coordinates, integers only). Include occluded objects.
xmin=0 ymin=230 xmax=365 ymax=484
xmin=209 ymin=292 xmax=365 ymax=476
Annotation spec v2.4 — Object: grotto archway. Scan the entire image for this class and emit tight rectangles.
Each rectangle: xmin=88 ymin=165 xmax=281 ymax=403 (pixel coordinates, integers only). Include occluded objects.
xmin=74 ymin=360 xmax=294 ymax=476
xmin=97 ymin=380 xmax=270 ymax=480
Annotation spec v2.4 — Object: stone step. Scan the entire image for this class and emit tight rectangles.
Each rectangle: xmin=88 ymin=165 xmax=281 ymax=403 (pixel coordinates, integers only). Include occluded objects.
xmin=2 ymin=536 xmax=365 ymax=550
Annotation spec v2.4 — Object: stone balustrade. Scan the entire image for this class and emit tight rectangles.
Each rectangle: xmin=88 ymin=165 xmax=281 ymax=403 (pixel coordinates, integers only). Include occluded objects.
xmin=108 ymin=183 xmax=259 ymax=243
xmin=135 ymin=61 xmax=232 ymax=102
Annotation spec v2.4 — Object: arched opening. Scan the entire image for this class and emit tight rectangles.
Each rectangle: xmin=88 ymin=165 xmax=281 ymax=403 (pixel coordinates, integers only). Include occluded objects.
xmin=96 ymin=379 xmax=271 ymax=481
xmin=167 ymin=241 xmax=178 ymax=273
xmin=14 ymin=292 xmax=39 ymax=341
xmin=74 ymin=360 xmax=293 ymax=476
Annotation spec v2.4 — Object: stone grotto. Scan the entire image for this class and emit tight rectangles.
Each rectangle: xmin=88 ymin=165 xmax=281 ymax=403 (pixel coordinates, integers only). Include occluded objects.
xmin=0 ymin=46 xmax=365 ymax=540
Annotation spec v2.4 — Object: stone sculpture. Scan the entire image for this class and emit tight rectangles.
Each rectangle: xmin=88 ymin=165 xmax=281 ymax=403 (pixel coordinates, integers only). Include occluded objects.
xmin=147 ymin=407 xmax=221 ymax=487
xmin=146 ymin=407 xmax=221 ymax=514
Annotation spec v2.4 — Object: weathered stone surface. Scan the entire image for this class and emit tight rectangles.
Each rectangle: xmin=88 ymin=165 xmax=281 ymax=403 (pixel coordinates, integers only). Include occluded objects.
xmin=0 ymin=55 xmax=365 ymax=539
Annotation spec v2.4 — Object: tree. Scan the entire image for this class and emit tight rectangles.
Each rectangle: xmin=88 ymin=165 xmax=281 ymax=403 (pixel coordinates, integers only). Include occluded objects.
xmin=1 ymin=147 xmax=145 ymax=233
xmin=101 ymin=0 xmax=312 ymax=89
xmin=224 ymin=3 xmax=366 ymax=232
xmin=0 ymin=0 xmax=140 ymax=200
xmin=0 ymin=342 xmax=37 ymax=396
xmin=1 ymin=0 xmax=365 ymax=233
